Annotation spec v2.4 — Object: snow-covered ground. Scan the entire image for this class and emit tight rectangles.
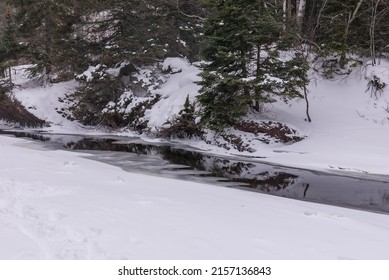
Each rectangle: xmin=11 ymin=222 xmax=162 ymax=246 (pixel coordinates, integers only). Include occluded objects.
xmin=1 ymin=59 xmax=389 ymax=259
xmin=254 ymin=64 xmax=389 ymax=178
xmin=183 ymin=61 xmax=389 ymax=179
xmin=1 ymin=135 xmax=389 ymax=259
xmin=7 ymin=59 xmax=389 ymax=178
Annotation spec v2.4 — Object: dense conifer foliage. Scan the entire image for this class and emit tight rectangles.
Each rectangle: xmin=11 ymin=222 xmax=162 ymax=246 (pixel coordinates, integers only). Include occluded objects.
xmin=1 ymin=0 xmax=389 ymax=131
xmin=198 ymin=0 xmax=309 ymax=130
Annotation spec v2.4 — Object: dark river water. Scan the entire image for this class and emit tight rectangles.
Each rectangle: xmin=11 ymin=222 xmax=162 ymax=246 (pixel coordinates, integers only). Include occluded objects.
xmin=1 ymin=129 xmax=389 ymax=215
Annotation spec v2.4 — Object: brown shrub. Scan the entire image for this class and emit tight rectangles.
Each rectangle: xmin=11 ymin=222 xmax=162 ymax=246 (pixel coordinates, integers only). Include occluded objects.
xmin=0 ymin=91 xmax=45 ymax=127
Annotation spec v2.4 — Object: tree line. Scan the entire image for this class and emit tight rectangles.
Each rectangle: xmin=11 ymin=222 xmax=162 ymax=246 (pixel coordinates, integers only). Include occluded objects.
xmin=1 ymin=0 xmax=388 ymax=131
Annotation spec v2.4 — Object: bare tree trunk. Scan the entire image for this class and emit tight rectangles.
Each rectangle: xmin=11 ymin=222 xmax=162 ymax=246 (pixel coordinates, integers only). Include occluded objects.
xmin=340 ymin=0 xmax=364 ymax=67
xmin=370 ymin=0 xmax=380 ymax=66
xmin=282 ymin=0 xmax=292 ymax=24
xmin=304 ymin=86 xmax=311 ymax=122
xmin=44 ymin=0 xmax=53 ymax=80
xmin=313 ymin=0 xmax=328 ymax=39
xmin=282 ymin=0 xmax=294 ymax=30
xmin=296 ymin=0 xmax=306 ymax=28
xmin=287 ymin=0 xmax=292 ymax=21
xmin=282 ymin=0 xmax=287 ymax=30
xmin=255 ymin=45 xmax=261 ymax=111
xmin=344 ymin=0 xmax=364 ymax=46
xmin=8 ymin=67 xmax=12 ymax=85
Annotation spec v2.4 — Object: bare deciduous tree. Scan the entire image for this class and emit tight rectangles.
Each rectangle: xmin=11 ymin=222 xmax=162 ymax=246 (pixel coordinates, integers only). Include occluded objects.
xmin=370 ymin=0 xmax=380 ymax=66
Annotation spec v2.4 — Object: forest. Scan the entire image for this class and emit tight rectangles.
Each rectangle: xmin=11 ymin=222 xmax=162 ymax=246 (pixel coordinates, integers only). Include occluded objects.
xmin=1 ymin=0 xmax=389 ymax=132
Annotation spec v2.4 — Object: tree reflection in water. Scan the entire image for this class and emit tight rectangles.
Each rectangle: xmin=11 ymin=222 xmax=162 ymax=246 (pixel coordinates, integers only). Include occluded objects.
xmin=1 ymin=130 xmax=389 ymax=214
xmin=64 ymin=138 xmax=299 ymax=191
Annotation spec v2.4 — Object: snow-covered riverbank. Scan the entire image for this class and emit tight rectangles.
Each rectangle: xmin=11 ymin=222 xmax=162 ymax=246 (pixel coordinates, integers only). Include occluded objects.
xmin=1 ymin=135 xmax=389 ymax=259
xmin=2 ymin=59 xmax=389 ymax=259
xmin=5 ymin=59 xmax=389 ymax=179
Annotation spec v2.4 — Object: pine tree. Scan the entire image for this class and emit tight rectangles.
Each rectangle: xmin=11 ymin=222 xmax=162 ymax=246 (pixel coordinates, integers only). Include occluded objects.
xmin=68 ymin=0 xmax=204 ymax=67
xmin=198 ymin=0 xmax=255 ymax=130
xmin=7 ymin=0 xmax=87 ymax=79
xmin=0 ymin=12 xmax=18 ymax=59
xmin=0 ymin=11 xmax=20 ymax=81
xmin=198 ymin=0 xmax=308 ymax=130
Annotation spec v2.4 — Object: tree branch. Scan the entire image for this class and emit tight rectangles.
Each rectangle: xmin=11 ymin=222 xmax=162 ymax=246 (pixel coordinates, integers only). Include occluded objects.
xmin=162 ymin=0 xmax=205 ymax=21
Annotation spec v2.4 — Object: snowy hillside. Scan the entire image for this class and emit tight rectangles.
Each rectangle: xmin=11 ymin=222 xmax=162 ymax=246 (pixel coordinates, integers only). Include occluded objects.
xmin=5 ymin=58 xmax=389 ymax=179
xmin=256 ymin=61 xmax=389 ymax=177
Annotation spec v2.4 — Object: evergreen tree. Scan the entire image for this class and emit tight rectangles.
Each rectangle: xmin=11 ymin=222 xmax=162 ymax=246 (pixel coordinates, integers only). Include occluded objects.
xmin=0 ymin=11 xmax=20 ymax=80
xmin=68 ymin=0 xmax=205 ymax=127
xmin=198 ymin=0 xmax=308 ymax=130
xmin=0 ymin=12 xmax=18 ymax=61
xmin=198 ymin=0 xmax=255 ymax=130
xmin=80 ymin=0 xmax=205 ymax=65
xmin=7 ymin=0 xmax=89 ymax=79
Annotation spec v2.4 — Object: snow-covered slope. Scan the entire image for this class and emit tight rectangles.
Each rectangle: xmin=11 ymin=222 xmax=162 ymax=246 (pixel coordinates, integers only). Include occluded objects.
xmin=6 ymin=58 xmax=389 ymax=178
xmin=144 ymin=59 xmax=201 ymax=131
xmin=9 ymin=66 xmax=81 ymax=132
xmin=252 ymin=62 xmax=389 ymax=176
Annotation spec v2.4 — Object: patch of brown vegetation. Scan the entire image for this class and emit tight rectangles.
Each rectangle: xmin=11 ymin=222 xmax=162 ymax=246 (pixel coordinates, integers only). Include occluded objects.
xmin=235 ymin=120 xmax=305 ymax=143
xmin=0 ymin=91 xmax=45 ymax=127
xmin=205 ymin=133 xmax=252 ymax=152
xmin=220 ymin=133 xmax=248 ymax=152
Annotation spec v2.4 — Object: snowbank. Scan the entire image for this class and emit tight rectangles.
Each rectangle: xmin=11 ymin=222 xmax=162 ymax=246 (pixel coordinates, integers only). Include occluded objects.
xmin=1 ymin=135 xmax=389 ymax=259
xmin=144 ymin=58 xmax=201 ymax=131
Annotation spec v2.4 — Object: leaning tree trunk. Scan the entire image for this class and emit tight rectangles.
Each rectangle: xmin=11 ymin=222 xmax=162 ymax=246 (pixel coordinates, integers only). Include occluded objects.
xmin=312 ymin=0 xmax=328 ymax=40
xmin=341 ymin=0 xmax=364 ymax=67
xmin=304 ymin=86 xmax=311 ymax=122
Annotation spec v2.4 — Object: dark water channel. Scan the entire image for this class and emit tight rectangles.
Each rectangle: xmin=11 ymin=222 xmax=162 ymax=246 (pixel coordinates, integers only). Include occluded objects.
xmin=2 ymin=129 xmax=389 ymax=215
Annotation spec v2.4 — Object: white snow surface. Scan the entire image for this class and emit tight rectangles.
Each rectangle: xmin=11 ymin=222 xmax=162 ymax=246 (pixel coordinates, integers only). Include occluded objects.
xmin=1 ymin=135 xmax=389 ymax=259
xmin=2 ymin=58 xmax=389 ymax=259
xmin=256 ymin=63 xmax=389 ymax=177
xmin=144 ymin=58 xmax=201 ymax=131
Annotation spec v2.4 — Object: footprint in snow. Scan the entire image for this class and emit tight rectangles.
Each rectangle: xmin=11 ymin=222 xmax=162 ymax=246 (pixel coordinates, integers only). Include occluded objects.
xmin=114 ymin=176 xmax=126 ymax=183
xmin=63 ymin=161 xmax=77 ymax=167
xmin=303 ymin=211 xmax=317 ymax=216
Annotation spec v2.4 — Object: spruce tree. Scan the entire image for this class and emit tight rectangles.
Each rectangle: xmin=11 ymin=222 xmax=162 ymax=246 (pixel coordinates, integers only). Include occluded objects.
xmin=198 ymin=0 xmax=308 ymax=130
xmin=8 ymin=0 xmax=87 ymax=78
xmin=0 ymin=12 xmax=18 ymax=61
xmin=0 ymin=11 xmax=20 ymax=81
xmin=198 ymin=0 xmax=255 ymax=130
